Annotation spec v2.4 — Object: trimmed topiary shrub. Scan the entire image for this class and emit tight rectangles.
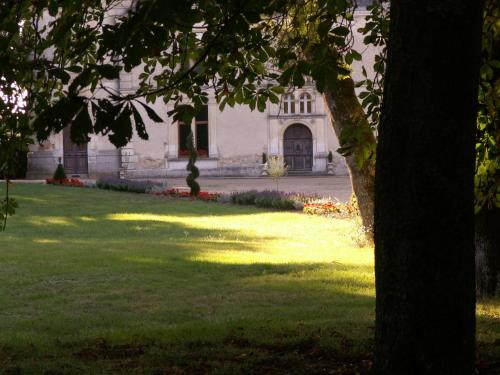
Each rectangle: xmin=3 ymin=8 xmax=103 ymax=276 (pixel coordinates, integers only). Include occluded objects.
xmin=53 ymin=163 xmax=67 ymax=180
xmin=327 ymin=151 xmax=333 ymax=163
xmin=185 ymin=131 xmax=200 ymax=196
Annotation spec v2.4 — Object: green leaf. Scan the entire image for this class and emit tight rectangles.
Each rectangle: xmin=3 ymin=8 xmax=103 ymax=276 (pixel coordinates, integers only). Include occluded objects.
xmin=257 ymin=95 xmax=267 ymax=112
xmin=48 ymin=68 xmax=71 ymax=84
xmin=131 ymin=104 xmax=149 ymax=140
xmin=71 ymin=104 xmax=92 ymax=144
xmin=48 ymin=1 xmax=58 ymax=16
xmin=95 ymin=64 xmax=121 ymax=79
xmin=136 ymin=101 xmax=163 ymax=123
xmin=293 ymin=68 xmax=305 ymax=87
xmin=108 ymin=106 xmax=133 ymax=147
xmin=66 ymin=66 xmax=83 ymax=73
xmin=68 ymin=68 xmax=92 ymax=93
xmin=332 ymin=26 xmax=349 ymax=37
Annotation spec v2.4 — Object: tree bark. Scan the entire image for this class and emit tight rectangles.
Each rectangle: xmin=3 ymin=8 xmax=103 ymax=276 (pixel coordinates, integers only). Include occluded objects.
xmin=374 ymin=1 xmax=482 ymax=374
xmin=476 ymin=207 xmax=500 ymax=297
xmin=323 ymin=78 xmax=376 ymax=231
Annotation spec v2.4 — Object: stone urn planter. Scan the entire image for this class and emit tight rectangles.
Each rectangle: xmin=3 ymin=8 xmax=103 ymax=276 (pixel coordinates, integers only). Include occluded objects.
xmin=326 ymin=151 xmax=336 ymax=175
xmin=260 ymin=162 xmax=268 ymax=176
xmin=327 ymin=162 xmax=335 ymax=175
xmin=260 ymin=152 xmax=268 ymax=176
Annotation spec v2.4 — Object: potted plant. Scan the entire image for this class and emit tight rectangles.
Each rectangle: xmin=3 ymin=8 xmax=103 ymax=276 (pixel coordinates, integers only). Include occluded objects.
xmin=267 ymin=155 xmax=288 ymax=190
xmin=327 ymin=151 xmax=336 ymax=175
xmin=261 ymin=152 xmax=268 ymax=176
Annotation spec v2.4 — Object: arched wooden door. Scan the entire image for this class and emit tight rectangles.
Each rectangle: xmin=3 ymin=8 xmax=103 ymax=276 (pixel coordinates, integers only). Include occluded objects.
xmin=283 ymin=124 xmax=313 ymax=171
xmin=63 ymin=127 xmax=88 ymax=175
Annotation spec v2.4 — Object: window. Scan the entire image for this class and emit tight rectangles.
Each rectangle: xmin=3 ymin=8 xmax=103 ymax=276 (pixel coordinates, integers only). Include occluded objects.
xmin=178 ymin=122 xmax=191 ymax=157
xmin=195 ymin=106 xmax=209 ymax=157
xmin=299 ymin=93 xmax=312 ymax=114
xmin=283 ymin=94 xmax=295 ymax=114
xmin=178 ymin=106 xmax=209 ymax=157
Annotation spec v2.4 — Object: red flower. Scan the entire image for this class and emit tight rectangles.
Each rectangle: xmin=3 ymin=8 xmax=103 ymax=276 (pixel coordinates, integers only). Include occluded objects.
xmin=46 ymin=178 xmax=83 ymax=187
xmin=162 ymin=188 xmax=219 ymax=201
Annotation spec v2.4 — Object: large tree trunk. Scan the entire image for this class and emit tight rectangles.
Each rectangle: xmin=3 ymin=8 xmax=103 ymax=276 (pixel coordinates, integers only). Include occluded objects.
xmin=476 ymin=207 xmax=500 ymax=297
xmin=374 ymin=0 xmax=482 ymax=374
xmin=323 ymin=78 xmax=376 ymax=231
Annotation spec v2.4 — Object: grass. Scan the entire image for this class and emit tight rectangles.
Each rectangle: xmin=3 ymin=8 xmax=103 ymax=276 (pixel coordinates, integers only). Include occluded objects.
xmin=0 ymin=183 xmax=498 ymax=374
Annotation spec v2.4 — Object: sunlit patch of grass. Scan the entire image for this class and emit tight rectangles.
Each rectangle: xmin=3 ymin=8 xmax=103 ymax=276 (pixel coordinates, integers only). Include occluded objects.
xmin=477 ymin=299 xmax=500 ymax=320
xmin=26 ymin=216 xmax=76 ymax=226
xmin=477 ymin=299 xmax=500 ymax=361
xmin=108 ymin=212 xmax=371 ymax=266
xmin=79 ymin=216 xmax=96 ymax=222
xmin=33 ymin=238 xmax=61 ymax=244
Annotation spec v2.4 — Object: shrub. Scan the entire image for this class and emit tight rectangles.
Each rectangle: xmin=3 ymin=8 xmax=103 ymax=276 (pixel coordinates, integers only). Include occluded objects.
xmin=185 ymin=131 xmax=200 ymax=196
xmin=231 ymin=190 xmax=295 ymax=210
xmin=96 ymin=178 xmax=161 ymax=194
xmin=230 ymin=190 xmax=258 ymax=205
xmin=285 ymin=192 xmax=322 ymax=204
xmin=327 ymin=151 xmax=333 ymax=163
xmin=344 ymin=217 xmax=373 ymax=248
xmin=267 ymin=155 xmax=288 ymax=190
xmin=217 ymin=193 xmax=232 ymax=204
xmin=53 ymin=163 xmax=67 ymax=180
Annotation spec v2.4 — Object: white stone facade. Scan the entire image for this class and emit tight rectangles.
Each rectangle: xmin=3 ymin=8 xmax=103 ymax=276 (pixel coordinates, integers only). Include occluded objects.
xmin=27 ymin=10 xmax=377 ymax=179
xmin=27 ymin=84 xmax=348 ymax=178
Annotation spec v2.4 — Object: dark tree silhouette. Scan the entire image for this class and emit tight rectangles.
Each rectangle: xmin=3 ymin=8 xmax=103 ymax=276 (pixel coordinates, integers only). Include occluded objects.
xmin=374 ymin=0 xmax=483 ymax=373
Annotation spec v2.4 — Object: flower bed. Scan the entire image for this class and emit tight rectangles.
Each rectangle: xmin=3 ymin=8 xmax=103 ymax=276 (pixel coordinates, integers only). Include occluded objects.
xmin=198 ymin=191 xmax=219 ymax=201
xmin=303 ymin=202 xmax=341 ymax=215
xmin=47 ymin=176 xmax=357 ymax=216
xmin=46 ymin=178 xmax=84 ymax=187
xmin=160 ymin=188 xmax=220 ymax=202
xmin=303 ymin=199 xmax=356 ymax=218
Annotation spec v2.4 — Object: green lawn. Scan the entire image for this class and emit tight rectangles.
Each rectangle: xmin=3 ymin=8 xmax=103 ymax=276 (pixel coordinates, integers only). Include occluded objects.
xmin=0 ymin=183 xmax=498 ymax=374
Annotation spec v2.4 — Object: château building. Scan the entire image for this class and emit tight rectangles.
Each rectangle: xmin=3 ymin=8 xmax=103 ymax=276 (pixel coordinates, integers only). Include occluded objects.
xmin=27 ymin=6 xmax=376 ymax=179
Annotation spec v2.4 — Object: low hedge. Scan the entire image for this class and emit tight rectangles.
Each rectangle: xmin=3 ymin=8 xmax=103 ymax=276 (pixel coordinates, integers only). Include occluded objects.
xmin=96 ymin=178 xmax=162 ymax=194
xmin=231 ymin=190 xmax=296 ymax=210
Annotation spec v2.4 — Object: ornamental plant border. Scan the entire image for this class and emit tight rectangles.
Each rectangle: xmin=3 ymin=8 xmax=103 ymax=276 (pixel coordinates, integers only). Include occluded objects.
xmin=44 ymin=179 xmax=358 ymax=218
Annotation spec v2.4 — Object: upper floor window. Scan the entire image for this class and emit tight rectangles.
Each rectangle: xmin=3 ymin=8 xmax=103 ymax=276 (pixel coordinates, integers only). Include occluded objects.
xmin=299 ymin=93 xmax=312 ymax=114
xmin=283 ymin=94 xmax=295 ymax=114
